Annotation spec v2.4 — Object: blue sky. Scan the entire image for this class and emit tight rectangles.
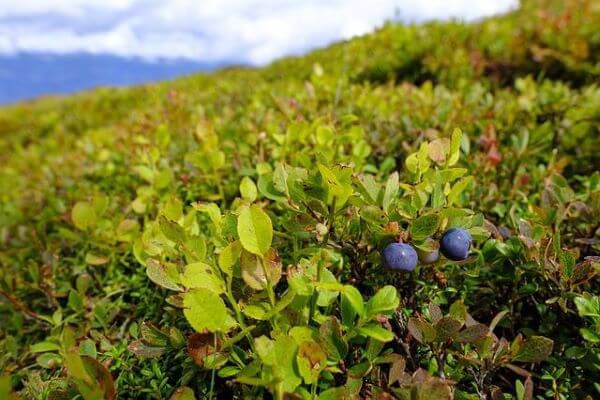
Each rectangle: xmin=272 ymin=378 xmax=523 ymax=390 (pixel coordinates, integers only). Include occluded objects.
xmin=0 ymin=0 xmax=517 ymax=66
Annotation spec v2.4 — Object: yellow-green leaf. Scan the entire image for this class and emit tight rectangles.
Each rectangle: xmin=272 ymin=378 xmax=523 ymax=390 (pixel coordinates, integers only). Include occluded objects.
xmin=146 ymin=259 xmax=181 ymax=291
xmin=239 ymin=177 xmax=258 ymax=202
xmin=180 ymin=262 xmax=225 ymax=293
xmin=218 ymin=241 xmax=242 ymax=276
xmin=84 ymin=252 xmax=110 ymax=266
xmin=409 ymin=214 xmax=440 ymax=240
xmin=183 ymin=289 xmax=230 ymax=333
xmin=72 ymin=202 xmax=97 ymax=231
xmin=447 ymin=176 xmax=473 ymax=206
xmin=447 ymin=128 xmax=462 ymax=166
xmin=237 ymin=205 xmax=273 ymax=256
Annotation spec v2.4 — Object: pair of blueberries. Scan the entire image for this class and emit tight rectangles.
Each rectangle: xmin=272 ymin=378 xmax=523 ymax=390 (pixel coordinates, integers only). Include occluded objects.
xmin=382 ymin=228 xmax=472 ymax=271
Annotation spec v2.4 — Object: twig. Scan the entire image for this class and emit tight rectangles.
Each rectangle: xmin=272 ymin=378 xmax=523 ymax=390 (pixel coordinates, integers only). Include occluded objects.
xmin=0 ymin=289 xmax=50 ymax=324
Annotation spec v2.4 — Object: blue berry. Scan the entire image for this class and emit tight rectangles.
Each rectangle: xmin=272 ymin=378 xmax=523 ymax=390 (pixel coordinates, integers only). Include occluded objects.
xmin=419 ymin=248 xmax=440 ymax=264
xmin=440 ymin=228 xmax=472 ymax=261
xmin=417 ymin=239 xmax=440 ymax=264
xmin=383 ymin=242 xmax=418 ymax=271
xmin=499 ymin=226 xmax=511 ymax=240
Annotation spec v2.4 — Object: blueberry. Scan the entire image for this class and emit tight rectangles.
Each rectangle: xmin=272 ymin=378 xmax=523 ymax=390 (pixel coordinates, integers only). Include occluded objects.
xmin=499 ymin=226 xmax=511 ymax=240
xmin=417 ymin=239 xmax=440 ymax=264
xmin=418 ymin=248 xmax=440 ymax=264
xmin=440 ymin=228 xmax=472 ymax=261
xmin=382 ymin=242 xmax=418 ymax=271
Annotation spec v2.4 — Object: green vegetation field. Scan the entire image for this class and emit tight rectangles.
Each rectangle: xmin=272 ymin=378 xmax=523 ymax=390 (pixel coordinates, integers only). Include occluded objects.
xmin=1 ymin=0 xmax=599 ymax=399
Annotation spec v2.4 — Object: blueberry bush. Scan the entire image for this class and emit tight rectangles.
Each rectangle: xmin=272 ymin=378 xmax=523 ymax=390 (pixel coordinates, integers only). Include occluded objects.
xmin=0 ymin=0 xmax=599 ymax=399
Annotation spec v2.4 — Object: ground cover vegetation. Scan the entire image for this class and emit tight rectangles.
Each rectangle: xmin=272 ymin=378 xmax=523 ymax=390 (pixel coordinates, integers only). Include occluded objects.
xmin=0 ymin=0 xmax=599 ymax=398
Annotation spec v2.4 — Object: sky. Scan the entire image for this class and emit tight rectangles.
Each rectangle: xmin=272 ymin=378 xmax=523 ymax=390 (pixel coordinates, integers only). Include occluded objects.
xmin=0 ymin=0 xmax=518 ymax=66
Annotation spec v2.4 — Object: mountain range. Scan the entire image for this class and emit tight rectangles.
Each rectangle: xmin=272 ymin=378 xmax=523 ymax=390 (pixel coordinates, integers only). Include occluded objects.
xmin=0 ymin=52 xmax=225 ymax=104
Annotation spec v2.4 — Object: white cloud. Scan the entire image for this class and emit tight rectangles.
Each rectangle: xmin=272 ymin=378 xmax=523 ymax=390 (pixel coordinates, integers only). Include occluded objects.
xmin=0 ymin=0 xmax=517 ymax=65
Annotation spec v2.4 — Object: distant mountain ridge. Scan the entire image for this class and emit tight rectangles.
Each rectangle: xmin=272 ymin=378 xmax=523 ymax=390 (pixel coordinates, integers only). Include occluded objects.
xmin=0 ymin=52 xmax=226 ymax=104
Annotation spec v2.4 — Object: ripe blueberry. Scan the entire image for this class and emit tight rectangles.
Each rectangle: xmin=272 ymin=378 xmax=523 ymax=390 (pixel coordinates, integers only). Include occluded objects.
xmin=383 ymin=242 xmax=418 ymax=271
xmin=499 ymin=226 xmax=511 ymax=240
xmin=440 ymin=228 xmax=472 ymax=261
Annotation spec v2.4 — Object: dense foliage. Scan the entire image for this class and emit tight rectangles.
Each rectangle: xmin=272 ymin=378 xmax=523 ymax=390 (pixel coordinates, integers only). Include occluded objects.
xmin=1 ymin=0 xmax=599 ymax=399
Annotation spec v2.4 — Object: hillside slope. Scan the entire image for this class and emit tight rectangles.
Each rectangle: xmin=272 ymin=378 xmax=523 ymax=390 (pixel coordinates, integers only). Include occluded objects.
xmin=0 ymin=1 xmax=599 ymax=399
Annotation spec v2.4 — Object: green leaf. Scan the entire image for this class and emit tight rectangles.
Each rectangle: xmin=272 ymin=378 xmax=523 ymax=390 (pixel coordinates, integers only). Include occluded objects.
xmin=237 ymin=205 xmax=273 ymax=256
xmin=218 ymin=241 xmax=242 ymax=276
xmin=316 ymin=268 xmax=341 ymax=307
xmin=182 ymin=236 xmax=206 ymax=263
xmin=405 ymin=142 xmax=430 ymax=178
xmin=194 ymin=203 xmax=222 ymax=228
xmin=140 ymin=322 xmax=169 ymax=346
xmin=357 ymin=324 xmax=395 ymax=342
xmin=574 ymin=295 xmax=599 ymax=318
xmin=242 ymin=302 xmax=271 ymax=320
xmin=64 ymin=347 xmax=92 ymax=385
xmin=258 ymin=173 xmax=287 ymax=201
xmin=30 ymin=341 xmax=61 ymax=353
xmin=580 ymin=328 xmax=600 ymax=343
xmin=36 ymin=353 xmax=62 ymax=369
xmin=318 ymin=163 xmax=353 ymax=208
xmin=516 ymin=380 xmax=525 ymax=400
xmin=76 ymin=355 xmax=116 ymax=400
xmin=447 ymin=176 xmax=473 ymax=206
xmin=382 ymin=172 xmax=399 ymax=214
xmin=447 ymin=128 xmax=462 ymax=166
xmin=513 ymin=336 xmax=553 ymax=363
xmin=183 ymin=289 xmax=231 ymax=333
xmin=91 ymin=195 xmax=108 ymax=216
xmin=431 ymin=178 xmax=445 ymax=209
xmin=84 ymin=252 xmax=109 ymax=266
xmin=273 ymin=336 xmax=302 ymax=393
xmin=71 ymin=202 xmax=97 ymax=230
xmin=437 ymin=168 xmax=467 ymax=184
xmin=162 ymin=196 xmax=183 ymax=221
xmin=356 ymin=174 xmax=379 ymax=204
xmin=218 ymin=367 xmax=240 ymax=379
xmin=341 ymin=296 xmax=356 ymax=327
xmin=319 ymin=318 xmax=348 ymax=361
xmin=180 ymin=262 xmax=225 ymax=293
xmin=0 ymin=375 xmax=15 ymax=400
xmin=272 ymin=163 xmax=289 ymax=196
xmin=318 ymin=387 xmax=348 ymax=400
xmin=239 ymin=177 xmax=258 ymax=202
xmin=365 ymin=286 xmax=399 ymax=318
xmin=135 ymin=165 xmax=154 ymax=183
xmin=449 ymin=300 xmax=467 ymax=324
xmin=342 ymin=285 xmax=364 ymax=317
xmin=169 ymin=387 xmax=196 ymax=400
xmin=256 ymin=336 xmax=302 ymax=393
xmin=270 ymin=289 xmax=296 ymax=316
xmin=409 ymin=214 xmax=440 ymax=241
xmin=146 ymin=259 xmax=181 ymax=291
xmin=159 ymin=215 xmax=186 ymax=244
